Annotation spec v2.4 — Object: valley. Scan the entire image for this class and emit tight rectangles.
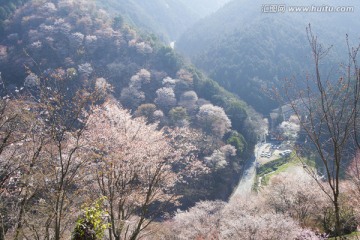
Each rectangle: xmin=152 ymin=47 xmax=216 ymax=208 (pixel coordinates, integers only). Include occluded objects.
xmin=0 ymin=0 xmax=360 ymax=239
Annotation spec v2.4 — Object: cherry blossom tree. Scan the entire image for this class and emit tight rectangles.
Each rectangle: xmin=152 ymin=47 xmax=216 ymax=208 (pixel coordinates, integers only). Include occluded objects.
xmin=279 ymin=26 xmax=360 ymax=237
xmin=129 ymin=69 xmax=151 ymax=89
xmin=205 ymin=145 xmax=236 ymax=170
xmin=161 ymin=196 xmax=323 ymax=240
xmin=84 ymin=100 xmax=207 ymax=240
xmin=196 ymin=104 xmax=231 ymax=139
xmin=343 ymin=152 xmax=360 ymax=226
xmin=1 ymin=71 xmax=101 ymax=239
xmin=0 ymin=99 xmax=42 ymax=240
xmin=120 ymin=87 xmax=145 ymax=110
xmin=277 ymin=115 xmax=300 ymax=140
xmin=154 ymin=87 xmax=177 ymax=112
xmin=179 ymin=91 xmax=198 ymax=114
xmin=263 ymin=169 xmax=327 ymax=227
xmin=134 ymin=103 xmax=157 ymax=122
xmin=166 ymin=201 xmax=225 ymax=240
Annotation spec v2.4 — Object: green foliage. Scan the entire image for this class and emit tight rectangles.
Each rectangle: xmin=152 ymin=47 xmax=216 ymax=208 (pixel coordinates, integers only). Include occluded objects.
xmin=226 ymin=131 xmax=246 ymax=156
xmin=0 ymin=0 xmax=259 ymax=208
xmin=135 ymin=103 xmax=157 ymax=122
xmin=66 ymin=68 xmax=78 ymax=80
xmin=224 ymin=100 xmax=248 ymax=132
xmin=0 ymin=0 xmax=27 ymax=16
xmin=177 ymin=0 xmax=360 ymax=114
xmin=323 ymin=205 xmax=358 ymax=237
xmin=0 ymin=7 xmax=6 ymax=19
xmin=72 ymin=197 xmax=110 ymax=240
xmin=169 ymin=106 xmax=188 ymax=125
xmin=257 ymin=157 xmax=290 ymax=176
xmin=190 ymin=67 xmax=258 ymax=154
xmin=112 ymin=15 xmax=124 ymax=30
xmin=0 ymin=0 xmax=28 ymax=37
xmin=196 ymin=78 xmax=222 ymax=102
xmin=153 ymin=46 xmax=183 ymax=76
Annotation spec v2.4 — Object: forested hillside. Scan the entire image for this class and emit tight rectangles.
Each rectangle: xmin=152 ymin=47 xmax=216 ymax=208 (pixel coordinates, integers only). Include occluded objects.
xmin=177 ymin=0 xmax=360 ymax=113
xmin=0 ymin=0 xmax=265 ymax=238
xmin=96 ymin=0 xmax=230 ymax=42
xmin=1 ymin=0 xmax=360 ymax=239
xmin=0 ymin=0 xmax=259 ymax=149
xmin=0 ymin=0 xmax=29 ymax=35
xmin=180 ymin=0 xmax=229 ymax=17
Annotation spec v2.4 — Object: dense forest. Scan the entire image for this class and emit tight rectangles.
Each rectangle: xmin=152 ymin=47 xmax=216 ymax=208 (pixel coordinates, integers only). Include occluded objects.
xmin=0 ymin=0 xmax=29 ymax=35
xmin=1 ymin=0 xmax=360 ymax=239
xmin=177 ymin=0 xmax=360 ymax=113
xmin=0 ymin=0 xmax=265 ymax=239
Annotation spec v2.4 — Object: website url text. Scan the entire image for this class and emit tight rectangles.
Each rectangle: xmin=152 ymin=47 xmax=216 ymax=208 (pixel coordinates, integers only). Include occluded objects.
xmin=261 ymin=5 xmax=354 ymax=13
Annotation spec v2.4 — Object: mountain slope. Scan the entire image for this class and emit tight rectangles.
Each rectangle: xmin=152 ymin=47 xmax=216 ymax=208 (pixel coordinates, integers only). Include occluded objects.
xmin=0 ymin=0 xmax=262 ymax=204
xmin=177 ymin=0 xmax=360 ymax=113
xmin=96 ymin=0 xmax=230 ymax=42
xmin=0 ymin=0 xmax=29 ymax=35
xmin=180 ymin=0 xmax=229 ymax=17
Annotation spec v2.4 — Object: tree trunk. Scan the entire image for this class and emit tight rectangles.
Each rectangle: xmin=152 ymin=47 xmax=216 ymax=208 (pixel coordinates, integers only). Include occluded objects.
xmin=0 ymin=215 xmax=5 ymax=240
xmin=14 ymin=196 xmax=27 ymax=240
xmin=334 ymin=196 xmax=341 ymax=239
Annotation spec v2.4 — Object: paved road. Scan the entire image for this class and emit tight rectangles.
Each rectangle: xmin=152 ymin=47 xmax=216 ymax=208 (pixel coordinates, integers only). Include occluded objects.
xmin=229 ymin=144 xmax=261 ymax=202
